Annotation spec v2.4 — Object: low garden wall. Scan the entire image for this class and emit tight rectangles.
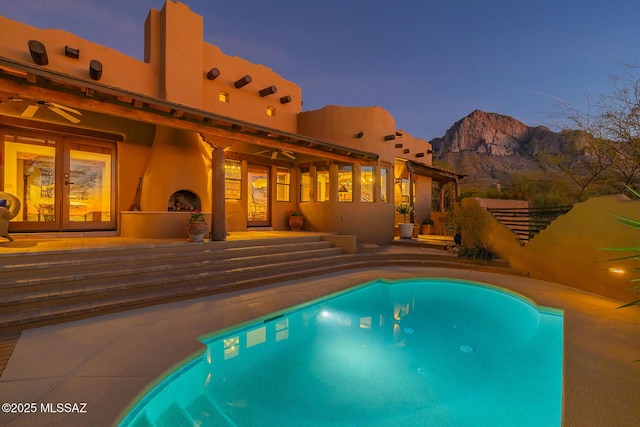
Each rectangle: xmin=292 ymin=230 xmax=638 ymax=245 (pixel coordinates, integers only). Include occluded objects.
xmin=461 ymin=195 xmax=640 ymax=302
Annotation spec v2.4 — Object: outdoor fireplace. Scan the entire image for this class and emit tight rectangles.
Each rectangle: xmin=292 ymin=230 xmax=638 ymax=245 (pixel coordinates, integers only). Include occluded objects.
xmin=168 ymin=190 xmax=201 ymax=211
xmin=139 ymin=126 xmax=210 ymax=211
xmin=120 ymin=126 xmax=212 ymax=238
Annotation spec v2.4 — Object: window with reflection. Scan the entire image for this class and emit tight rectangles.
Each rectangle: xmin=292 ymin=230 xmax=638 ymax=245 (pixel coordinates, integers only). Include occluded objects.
xmin=224 ymin=159 xmax=241 ymax=199
xmin=316 ymin=167 xmax=329 ymax=202
xmin=361 ymin=166 xmax=374 ymax=202
xmin=300 ymin=170 xmax=310 ymax=202
xmin=338 ymin=165 xmax=352 ymax=202
xmin=276 ymin=167 xmax=290 ymax=201
xmin=380 ymin=168 xmax=388 ymax=202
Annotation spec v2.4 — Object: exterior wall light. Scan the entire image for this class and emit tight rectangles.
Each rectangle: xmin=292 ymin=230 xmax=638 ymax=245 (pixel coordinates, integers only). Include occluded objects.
xmin=355 ymin=132 xmax=364 ymax=138
xmin=403 ymin=149 xmax=410 ymax=154
xmin=89 ymin=59 xmax=103 ymax=80
xmin=27 ymin=40 xmax=48 ymax=65
xmin=259 ymin=85 xmax=277 ymax=97
xmin=280 ymin=95 xmax=292 ymax=104
xmin=207 ymin=68 xmax=220 ymax=80
xmin=234 ymin=75 xmax=252 ymax=88
xmin=64 ymin=46 xmax=80 ymax=59
xmin=384 ymin=134 xmax=396 ymax=141
xmin=416 ymin=152 xmax=425 ymax=158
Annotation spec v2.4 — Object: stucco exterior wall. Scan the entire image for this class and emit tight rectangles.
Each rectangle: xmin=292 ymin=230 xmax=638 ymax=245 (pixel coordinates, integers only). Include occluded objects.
xmin=463 ymin=195 xmax=640 ymax=302
xmin=0 ymin=2 xmax=301 ymax=132
xmin=297 ymin=105 xmax=432 ymax=165
xmin=0 ymin=16 xmax=157 ymax=95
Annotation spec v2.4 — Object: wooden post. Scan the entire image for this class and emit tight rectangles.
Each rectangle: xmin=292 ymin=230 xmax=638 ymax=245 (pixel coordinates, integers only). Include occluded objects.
xmin=211 ymin=146 xmax=226 ymax=241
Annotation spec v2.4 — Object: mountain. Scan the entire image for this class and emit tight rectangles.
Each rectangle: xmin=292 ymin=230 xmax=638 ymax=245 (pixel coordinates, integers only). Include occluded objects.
xmin=430 ymin=110 xmax=585 ymax=188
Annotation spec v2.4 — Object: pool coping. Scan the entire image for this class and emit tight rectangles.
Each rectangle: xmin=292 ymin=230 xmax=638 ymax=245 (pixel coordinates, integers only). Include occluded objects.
xmin=0 ymin=266 xmax=639 ymax=426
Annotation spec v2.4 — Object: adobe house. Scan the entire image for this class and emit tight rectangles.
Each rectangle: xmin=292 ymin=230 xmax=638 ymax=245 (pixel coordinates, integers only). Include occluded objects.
xmin=0 ymin=1 xmax=461 ymax=244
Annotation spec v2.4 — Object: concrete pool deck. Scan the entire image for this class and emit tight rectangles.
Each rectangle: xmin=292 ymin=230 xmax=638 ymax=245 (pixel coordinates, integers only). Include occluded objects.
xmin=0 ymin=263 xmax=639 ymax=426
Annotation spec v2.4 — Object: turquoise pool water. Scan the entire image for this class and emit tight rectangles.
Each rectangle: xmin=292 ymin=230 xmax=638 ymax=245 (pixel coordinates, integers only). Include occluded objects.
xmin=119 ymin=278 xmax=564 ymax=426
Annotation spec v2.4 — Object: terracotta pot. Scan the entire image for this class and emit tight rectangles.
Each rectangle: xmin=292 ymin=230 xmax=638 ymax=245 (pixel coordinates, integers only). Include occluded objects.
xmin=288 ymin=215 xmax=304 ymax=231
xmin=187 ymin=221 xmax=208 ymax=242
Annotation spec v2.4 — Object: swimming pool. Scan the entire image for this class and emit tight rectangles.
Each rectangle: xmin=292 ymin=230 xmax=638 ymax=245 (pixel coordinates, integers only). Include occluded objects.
xmin=118 ymin=278 xmax=564 ymax=426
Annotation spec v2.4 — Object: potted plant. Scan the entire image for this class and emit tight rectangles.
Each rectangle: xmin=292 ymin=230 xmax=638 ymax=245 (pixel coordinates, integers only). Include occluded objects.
xmin=421 ymin=218 xmax=435 ymax=235
xmin=395 ymin=203 xmax=414 ymax=239
xmin=288 ymin=209 xmax=304 ymax=231
xmin=186 ymin=209 xmax=208 ymax=242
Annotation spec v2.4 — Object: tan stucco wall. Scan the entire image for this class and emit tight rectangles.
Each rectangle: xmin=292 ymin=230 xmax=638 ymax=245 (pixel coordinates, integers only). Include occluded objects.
xmin=0 ymin=2 xmax=301 ymax=132
xmin=298 ymin=105 xmax=433 ymax=165
xmin=296 ymin=105 xmax=434 ymax=243
xmin=0 ymin=3 xmax=433 ymax=243
xmin=463 ymin=195 xmax=640 ymax=301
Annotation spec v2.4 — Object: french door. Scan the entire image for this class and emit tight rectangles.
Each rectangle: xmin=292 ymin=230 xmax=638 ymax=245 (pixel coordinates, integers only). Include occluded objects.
xmin=247 ymin=164 xmax=270 ymax=227
xmin=1 ymin=129 xmax=116 ymax=232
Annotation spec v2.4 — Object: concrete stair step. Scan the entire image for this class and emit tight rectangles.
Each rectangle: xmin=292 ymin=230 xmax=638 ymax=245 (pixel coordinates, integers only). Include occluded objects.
xmin=0 ymin=236 xmax=327 ymax=274
xmin=0 ymin=247 xmax=345 ymax=308
xmin=0 ymin=253 xmax=361 ymax=332
xmin=0 ymin=235 xmax=522 ymax=335
xmin=0 ymin=240 xmax=334 ymax=285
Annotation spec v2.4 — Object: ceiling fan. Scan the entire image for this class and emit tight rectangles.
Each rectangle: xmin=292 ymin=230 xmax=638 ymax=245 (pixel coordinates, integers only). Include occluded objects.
xmin=9 ymin=97 xmax=82 ymax=123
xmin=255 ymin=149 xmax=296 ymax=160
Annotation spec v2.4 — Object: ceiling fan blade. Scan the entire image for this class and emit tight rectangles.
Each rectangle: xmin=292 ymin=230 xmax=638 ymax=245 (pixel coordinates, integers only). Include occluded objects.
xmin=49 ymin=102 xmax=82 ymax=116
xmin=48 ymin=106 xmax=81 ymax=123
xmin=270 ymin=151 xmax=278 ymax=160
xmin=281 ymin=150 xmax=296 ymax=160
xmin=22 ymin=104 xmax=39 ymax=118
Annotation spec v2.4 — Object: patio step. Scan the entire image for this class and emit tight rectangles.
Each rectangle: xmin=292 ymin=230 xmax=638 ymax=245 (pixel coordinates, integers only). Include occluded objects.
xmin=0 ymin=235 xmax=352 ymax=333
xmin=0 ymin=235 xmax=523 ymax=335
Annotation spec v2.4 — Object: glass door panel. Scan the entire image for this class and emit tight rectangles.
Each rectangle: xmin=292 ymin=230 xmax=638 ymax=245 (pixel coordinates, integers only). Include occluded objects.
xmin=1 ymin=129 xmax=115 ymax=232
xmin=3 ymin=134 xmax=58 ymax=229
xmin=247 ymin=165 xmax=269 ymax=226
xmin=63 ymin=141 xmax=115 ymax=230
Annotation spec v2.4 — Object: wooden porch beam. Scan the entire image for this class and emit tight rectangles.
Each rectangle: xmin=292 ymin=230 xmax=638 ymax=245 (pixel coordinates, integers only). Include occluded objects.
xmin=0 ymin=77 xmax=375 ymax=165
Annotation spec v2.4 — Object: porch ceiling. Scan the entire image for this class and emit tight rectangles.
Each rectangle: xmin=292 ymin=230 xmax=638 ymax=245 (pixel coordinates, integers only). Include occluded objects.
xmin=406 ymin=160 xmax=466 ymax=185
xmin=0 ymin=57 xmax=379 ymax=164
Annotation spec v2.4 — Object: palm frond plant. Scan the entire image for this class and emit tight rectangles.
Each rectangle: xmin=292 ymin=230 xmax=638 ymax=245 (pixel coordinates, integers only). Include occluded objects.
xmin=599 ymin=213 xmax=640 ymax=308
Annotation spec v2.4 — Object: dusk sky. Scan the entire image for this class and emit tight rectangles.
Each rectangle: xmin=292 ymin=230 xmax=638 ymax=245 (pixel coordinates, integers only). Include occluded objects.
xmin=1 ymin=0 xmax=639 ymax=140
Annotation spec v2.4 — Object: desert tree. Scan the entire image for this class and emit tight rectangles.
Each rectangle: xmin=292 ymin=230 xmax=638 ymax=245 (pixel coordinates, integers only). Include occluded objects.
xmin=558 ymin=64 xmax=640 ymax=194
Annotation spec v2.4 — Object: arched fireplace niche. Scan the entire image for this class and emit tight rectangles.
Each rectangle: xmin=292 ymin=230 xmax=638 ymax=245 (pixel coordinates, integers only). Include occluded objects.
xmin=168 ymin=190 xmax=201 ymax=211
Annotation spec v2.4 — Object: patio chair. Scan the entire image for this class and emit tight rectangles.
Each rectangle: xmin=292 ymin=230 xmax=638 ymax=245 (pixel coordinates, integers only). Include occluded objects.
xmin=0 ymin=191 xmax=21 ymax=242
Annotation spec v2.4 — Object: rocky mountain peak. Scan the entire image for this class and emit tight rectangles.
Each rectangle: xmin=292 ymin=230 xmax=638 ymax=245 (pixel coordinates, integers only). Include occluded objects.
xmin=432 ymin=110 xmax=530 ymax=156
xmin=430 ymin=110 xmax=579 ymax=188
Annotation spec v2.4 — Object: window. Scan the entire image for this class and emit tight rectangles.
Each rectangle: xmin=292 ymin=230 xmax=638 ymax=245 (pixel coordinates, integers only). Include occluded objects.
xmin=316 ymin=168 xmax=329 ymax=202
xmin=361 ymin=166 xmax=373 ymax=202
xmin=300 ymin=170 xmax=310 ymax=202
xmin=276 ymin=167 xmax=290 ymax=201
xmin=266 ymin=106 xmax=276 ymax=116
xmin=219 ymin=91 xmax=229 ymax=103
xmin=380 ymin=168 xmax=388 ymax=202
xmin=399 ymin=178 xmax=416 ymax=203
xmin=401 ymin=178 xmax=410 ymax=202
xmin=338 ymin=165 xmax=352 ymax=202
xmin=224 ymin=159 xmax=241 ymax=199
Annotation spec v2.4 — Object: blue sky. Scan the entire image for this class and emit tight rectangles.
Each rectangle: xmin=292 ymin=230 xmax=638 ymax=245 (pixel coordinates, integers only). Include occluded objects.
xmin=1 ymin=0 xmax=639 ymax=140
